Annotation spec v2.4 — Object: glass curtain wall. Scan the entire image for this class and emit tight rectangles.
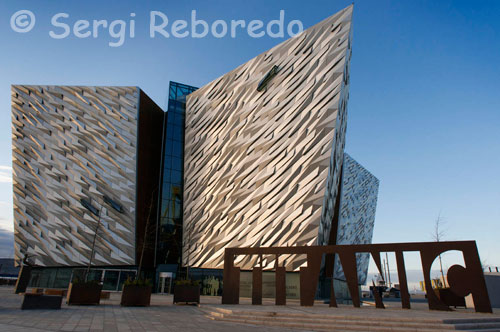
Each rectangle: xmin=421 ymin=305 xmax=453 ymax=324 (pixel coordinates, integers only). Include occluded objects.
xmin=156 ymin=82 xmax=197 ymax=268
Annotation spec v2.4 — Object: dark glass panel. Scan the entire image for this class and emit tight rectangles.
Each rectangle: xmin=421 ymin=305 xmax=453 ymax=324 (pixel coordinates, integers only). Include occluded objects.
xmin=163 ymin=141 xmax=172 ymax=157
xmin=161 ymin=183 xmax=171 ymax=201
xmin=173 ymin=200 xmax=182 ymax=219
xmin=156 ymin=81 xmax=198 ymax=268
xmin=166 ymin=124 xmax=174 ymax=139
xmin=118 ymin=271 xmax=136 ymax=291
xmin=53 ymin=268 xmax=72 ymax=288
xmin=163 ymin=155 xmax=172 ymax=170
xmin=173 ymin=126 xmax=183 ymax=141
xmin=173 ymin=112 xmax=184 ymax=127
xmin=171 ymin=170 xmax=182 ymax=185
xmin=88 ymin=269 xmax=103 ymax=282
xmin=172 ymin=157 xmax=182 ymax=171
xmin=71 ymin=268 xmax=86 ymax=282
xmin=102 ymin=270 xmax=119 ymax=290
xmin=172 ymin=142 xmax=182 ymax=157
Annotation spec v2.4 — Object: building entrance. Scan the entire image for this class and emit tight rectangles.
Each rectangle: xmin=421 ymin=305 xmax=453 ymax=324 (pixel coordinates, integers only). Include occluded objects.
xmin=159 ymin=272 xmax=173 ymax=294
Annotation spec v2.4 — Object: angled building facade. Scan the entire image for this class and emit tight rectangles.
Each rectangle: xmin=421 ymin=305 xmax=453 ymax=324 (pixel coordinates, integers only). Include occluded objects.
xmin=12 ymin=86 xmax=163 ymax=270
xmin=11 ymin=5 xmax=379 ymax=294
xmin=333 ymin=153 xmax=379 ymax=285
xmin=183 ymin=6 xmax=353 ymax=270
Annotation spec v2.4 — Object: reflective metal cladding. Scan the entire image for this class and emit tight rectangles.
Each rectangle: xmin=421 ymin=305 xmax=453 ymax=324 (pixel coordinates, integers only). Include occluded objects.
xmin=12 ymin=86 xmax=164 ymax=267
xmin=183 ymin=5 xmax=356 ymax=270
xmin=334 ymin=153 xmax=379 ymax=284
xmin=12 ymin=5 xmax=380 ymax=281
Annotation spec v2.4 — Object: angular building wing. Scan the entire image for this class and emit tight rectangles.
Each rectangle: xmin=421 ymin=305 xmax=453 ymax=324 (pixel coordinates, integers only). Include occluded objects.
xmin=333 ymin=153 xmax=379 ymax=285
xmin=12 ymin=85 xmax=163 ymax=267
xmin=183 ymin=6 xmax=353 ymax=270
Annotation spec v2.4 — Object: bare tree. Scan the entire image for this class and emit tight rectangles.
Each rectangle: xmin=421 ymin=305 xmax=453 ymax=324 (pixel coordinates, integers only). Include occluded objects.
xmin=431 ymin=212 xmax=447 ymax=288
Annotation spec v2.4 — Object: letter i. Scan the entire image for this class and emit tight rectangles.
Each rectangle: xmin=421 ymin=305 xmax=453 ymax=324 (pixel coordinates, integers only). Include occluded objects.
xmin=130 ymin=13 xmax=136 ymax=38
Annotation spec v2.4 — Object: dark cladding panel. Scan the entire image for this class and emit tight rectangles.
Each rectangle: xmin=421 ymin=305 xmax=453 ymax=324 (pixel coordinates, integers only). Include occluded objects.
xmin=136 ymin=89 xmax=165 ymax=268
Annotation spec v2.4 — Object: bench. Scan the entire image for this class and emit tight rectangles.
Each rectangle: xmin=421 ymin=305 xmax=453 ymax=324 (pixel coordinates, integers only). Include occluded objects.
xmin=45 ymin=289 xmax=67 ymax=296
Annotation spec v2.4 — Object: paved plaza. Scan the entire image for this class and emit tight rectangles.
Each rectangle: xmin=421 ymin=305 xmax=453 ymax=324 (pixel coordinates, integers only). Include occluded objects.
xmin=1 ymin=286 xmax=499 ymax=331
xmin=0 ymin=287 xmax=288 ymax=332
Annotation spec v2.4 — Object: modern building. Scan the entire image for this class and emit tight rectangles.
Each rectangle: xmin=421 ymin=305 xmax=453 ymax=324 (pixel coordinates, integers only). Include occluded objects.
xmin=333 ymin=153 xmax=379 ymax=285
xmin=11 ymin=5 xmax=379 ymax=296
xmin=12 ymin=86 xmax=164 ymax=289
xmin=183 ymin=5 xmax=353 ymax=271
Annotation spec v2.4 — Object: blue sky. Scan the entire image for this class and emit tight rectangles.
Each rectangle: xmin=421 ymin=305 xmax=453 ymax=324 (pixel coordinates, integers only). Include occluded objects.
xmin=0 ymin=0 xmax=499 ymax=277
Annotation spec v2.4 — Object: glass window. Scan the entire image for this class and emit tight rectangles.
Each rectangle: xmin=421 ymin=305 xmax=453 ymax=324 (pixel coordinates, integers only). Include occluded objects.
xmin=163 ymin=141 xmax=172 ymax=156
xmin=53 ymin=268 xmax=72 ymax=288
xmin=29 ymin=269 xmax=42 ymax=287
xmin=167 ymin=201 xmax=175 ymax=218
xmin=88 ymin=269 xmax=103 ymax=282
xmin=160 ymin=217 xmax=172 ymax=226
xmin=173 ymin=201 xmax=182 ymax=219
xmin=118 ymin=271 xmax=136 ymax=291
xmin=171 ymin=171 xmax=182 ymax=185
xmin=103 ymin=270 xmax=120 ymax=291
xmin=173 ymin=112 xmax=184 ymax=127
xmin=160 ymin=199 xmax=171 ymax=218
xmin=157 ymin=81 xmax=197 ymax=268
xmin=39 ymin=268 xmax=57 ymax=288
xmin=163 ymin=155 xmax=172 ymax=170
xmin=166 ymin=124 xmax=174 ymax=139
xmin=161 ymin=183 xmax=171 ymax=201
xmin=173 ymin=126 xmax=183 ymax=141
xmin=172 ymin=142 xmax=182 ymax=157
xmin=172 ymin=157 xmax=182 ymax=171
xmin=71 ymin=268 xmax=86 ymax=282
xmin=169 ymin=86 xmax=177 ymax=100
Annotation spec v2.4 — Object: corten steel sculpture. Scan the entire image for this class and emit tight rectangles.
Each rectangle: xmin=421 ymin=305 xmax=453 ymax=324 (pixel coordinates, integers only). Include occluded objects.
xmin=222 ymin=241 xmax=492 ymax=313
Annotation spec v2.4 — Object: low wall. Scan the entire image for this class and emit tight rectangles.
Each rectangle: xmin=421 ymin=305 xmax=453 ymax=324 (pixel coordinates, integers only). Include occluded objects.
xmin=485 ymin=273 xmax=500 ymax=308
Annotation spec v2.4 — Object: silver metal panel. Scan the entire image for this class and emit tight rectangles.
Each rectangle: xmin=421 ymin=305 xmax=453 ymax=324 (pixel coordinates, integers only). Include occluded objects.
xmin=183 ymin=6 xmax=353 ymax=270
xmin=333 ymin=153 xmax=379 ymax=284
xmin=12 ymin=85 xmax=138 ymax=266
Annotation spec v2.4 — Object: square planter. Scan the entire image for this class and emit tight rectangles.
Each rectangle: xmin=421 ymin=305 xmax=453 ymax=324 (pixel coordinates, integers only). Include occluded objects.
xmin=66 ymin=282 xmax=102 ymax=305
xmin=120 ymin=285 xmax=152 ymax=306
xmin=173 ymin=284 xmax=200 ymax=304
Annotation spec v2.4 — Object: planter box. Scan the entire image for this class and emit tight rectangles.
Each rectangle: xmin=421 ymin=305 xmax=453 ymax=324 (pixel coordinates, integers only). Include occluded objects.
xmin=435 ymin=288 xmax=466 ymax=308
xmin=173 ymin=285 xmax=200 ymax=304
xmin=22 ymin=294 xmax=62 ymax=310
xmin=120 ymin=285 xmax=152 ymax=306
xmin=66 ymin=283 xmax=102 ymax=305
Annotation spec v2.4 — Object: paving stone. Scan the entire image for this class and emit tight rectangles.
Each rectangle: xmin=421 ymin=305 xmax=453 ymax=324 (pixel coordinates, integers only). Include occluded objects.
xmin=1 ymin=287 xmax=499 ymax=332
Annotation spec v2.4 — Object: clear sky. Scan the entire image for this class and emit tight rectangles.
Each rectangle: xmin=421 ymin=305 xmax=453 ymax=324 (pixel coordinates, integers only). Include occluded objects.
xmin=0 ymin=0 xmax=499 ymax=279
